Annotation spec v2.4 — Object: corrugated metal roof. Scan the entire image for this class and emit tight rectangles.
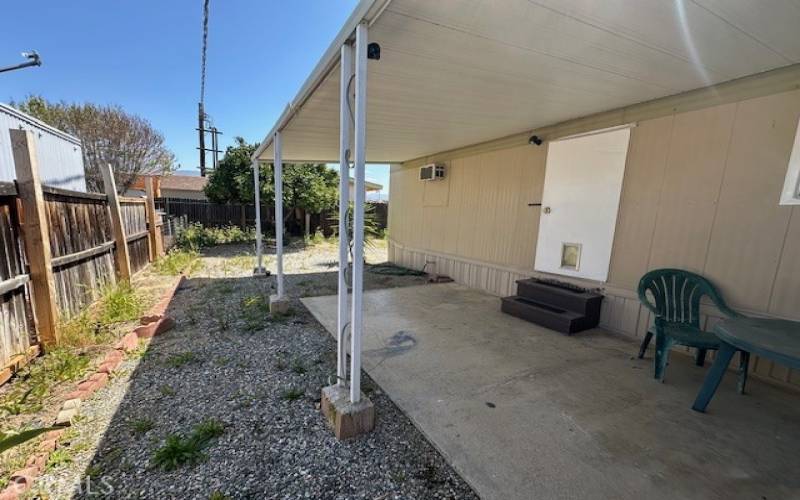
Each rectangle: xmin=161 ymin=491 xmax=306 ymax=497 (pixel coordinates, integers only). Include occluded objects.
xmin=0 ymin=103 xmax=87 ymax=192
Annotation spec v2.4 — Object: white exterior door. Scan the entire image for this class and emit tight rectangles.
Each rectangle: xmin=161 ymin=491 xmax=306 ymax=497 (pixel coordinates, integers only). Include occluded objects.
xmin=534 ymin=126 xmax=631 ymax=282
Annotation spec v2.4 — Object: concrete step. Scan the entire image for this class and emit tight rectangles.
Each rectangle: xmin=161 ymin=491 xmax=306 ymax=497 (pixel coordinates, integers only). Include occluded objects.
xmin=501 ymin=295 xmax=596 ymax=335
xmin=515 ymin=278 xmax=602 ymax=319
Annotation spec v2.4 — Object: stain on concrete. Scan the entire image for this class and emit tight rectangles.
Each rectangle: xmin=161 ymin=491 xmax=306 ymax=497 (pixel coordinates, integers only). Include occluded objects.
xmin=366 ymin=330 xmax=418 ymax=360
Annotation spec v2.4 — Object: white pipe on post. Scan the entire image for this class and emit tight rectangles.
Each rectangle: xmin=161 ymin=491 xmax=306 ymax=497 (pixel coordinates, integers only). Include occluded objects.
xmin=337 ymin=42 xmax=353 ymax=387
xmin=253 ymin=159 xmax=265 ymax=273
xmin=274 ymin=131 xmax=285 ymax=298
xmin=350 ymin=22 xmax=368 ymax=404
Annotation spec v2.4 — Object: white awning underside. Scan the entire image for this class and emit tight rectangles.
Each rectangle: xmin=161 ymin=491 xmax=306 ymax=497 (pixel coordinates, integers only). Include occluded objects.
xmin=257 ymin=0 xmax=800 ymax=164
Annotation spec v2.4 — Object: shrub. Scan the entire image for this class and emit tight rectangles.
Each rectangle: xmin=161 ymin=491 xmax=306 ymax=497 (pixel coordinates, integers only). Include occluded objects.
xmin=0 ymin=349 xmax=89 ymax=417
xmin=281 ymin=386 xmax=305 ymax=401
xmin=176 ymin=223 xmax=256 ymax=251
xmin=98 ymin=282 xmax=145 ymax=324
xmin=58 ymin=310 xmax=108 ymax=348
xmin=154 ymin=249 xmax=201 ymax=276
xmin=131 ymin=418 xmax=155 ymax=434
xmin=59 ymin=281 xmax=145 ymax=348
xmin=151 ymin=419 xmax=225 ymax=471
xmin=165 ymin=352 xmax=197 ymax=368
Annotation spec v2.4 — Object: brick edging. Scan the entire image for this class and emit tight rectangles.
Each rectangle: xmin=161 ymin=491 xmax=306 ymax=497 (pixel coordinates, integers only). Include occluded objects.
xmin=0 ymin=275 xmax=184 ymax=500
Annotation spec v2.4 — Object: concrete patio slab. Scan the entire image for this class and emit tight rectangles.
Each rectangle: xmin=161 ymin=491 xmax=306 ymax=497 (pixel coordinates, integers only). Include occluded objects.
xmin=302 ymin=283 xmax=800 ymax=500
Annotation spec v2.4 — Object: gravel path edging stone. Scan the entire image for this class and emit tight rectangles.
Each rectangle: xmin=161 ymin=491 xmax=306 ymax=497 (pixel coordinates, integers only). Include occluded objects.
xmin=0 ymin=275 xmax=183 ymax=500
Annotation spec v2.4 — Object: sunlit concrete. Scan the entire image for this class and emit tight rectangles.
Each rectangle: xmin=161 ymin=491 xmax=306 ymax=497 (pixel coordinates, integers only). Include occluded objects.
xmin=302 ymin=283 xmax=800 ymax=500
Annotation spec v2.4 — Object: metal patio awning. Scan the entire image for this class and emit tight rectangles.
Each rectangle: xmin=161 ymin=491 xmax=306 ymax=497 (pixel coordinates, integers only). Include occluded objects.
xmin=254 ymin=0 xmax=800 ymax=164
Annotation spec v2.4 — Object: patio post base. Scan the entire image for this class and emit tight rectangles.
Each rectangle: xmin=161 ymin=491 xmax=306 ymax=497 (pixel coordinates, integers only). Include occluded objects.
xmin=252 ymin=267 xmax=269 ymax=277
xmin=269 ymin=295 xmax=290 ymax=314
xmin=321 ymin=384 xmax=375 ymax=440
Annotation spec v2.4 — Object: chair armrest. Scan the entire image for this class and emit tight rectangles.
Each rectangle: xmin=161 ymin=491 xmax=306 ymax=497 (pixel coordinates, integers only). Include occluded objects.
xmin=707 ymin=289 xmax=743 ymax=319
xmin=637 ymin=284 xmax=659 ymax=316
xmin=717 ymin=303 xmax=743 ymax=319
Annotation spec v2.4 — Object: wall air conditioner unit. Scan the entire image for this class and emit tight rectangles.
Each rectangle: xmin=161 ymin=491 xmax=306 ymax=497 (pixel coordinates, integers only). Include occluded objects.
xmin=419 ymin=164 xmax=445 ymax=181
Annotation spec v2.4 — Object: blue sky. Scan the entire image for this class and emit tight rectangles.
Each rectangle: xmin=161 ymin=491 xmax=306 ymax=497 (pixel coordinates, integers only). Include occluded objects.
xmin=0 ymin=0 xmax=390 ymax=194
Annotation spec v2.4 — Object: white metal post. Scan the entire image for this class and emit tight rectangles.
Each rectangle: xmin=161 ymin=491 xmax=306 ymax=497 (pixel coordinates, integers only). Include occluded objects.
xmin=350 ymin=22 xmax=368 ymax=403
xmin=253 ymin=159 xmax=265 ymax=273
xmin=274 ymin=131 xmax=285 ymax=298
xmin=337 ymin=42 xmax=353 ymax=387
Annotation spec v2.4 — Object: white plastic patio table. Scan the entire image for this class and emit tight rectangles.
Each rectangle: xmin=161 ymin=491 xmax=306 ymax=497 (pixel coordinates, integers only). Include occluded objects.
xmin=692 ymin=317 xmax=800 ymax=412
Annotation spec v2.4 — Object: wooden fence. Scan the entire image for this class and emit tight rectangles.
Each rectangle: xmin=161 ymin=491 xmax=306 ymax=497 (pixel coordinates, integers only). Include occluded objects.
xmin=0 ymin=183 xmax=36 ymax=380
xmin=155 ymin=197 xmax=389 ymax=235
xmin=44 ymin=186 xmax=117 ymax=318
xmin=120 ymin=198 xmax=150 ymax=274
xmin=155 ymin=198 xmax=273 ymax=230
xmin=0 ymin=129 xmax=165 ymax=383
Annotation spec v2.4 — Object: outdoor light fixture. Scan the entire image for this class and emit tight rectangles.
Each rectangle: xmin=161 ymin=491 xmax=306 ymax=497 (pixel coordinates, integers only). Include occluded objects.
xmin=529 ymin=135 xmax=543 ymax=146
xmin=0 ymin=51 xmax=42 ymax=74
xmin=367 ymin=42 xmax=381 ymax=60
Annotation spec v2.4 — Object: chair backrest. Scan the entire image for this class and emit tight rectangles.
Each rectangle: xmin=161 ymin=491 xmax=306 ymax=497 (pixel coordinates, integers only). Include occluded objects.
xmin=637 ymin=268 xmax=738 ymax=327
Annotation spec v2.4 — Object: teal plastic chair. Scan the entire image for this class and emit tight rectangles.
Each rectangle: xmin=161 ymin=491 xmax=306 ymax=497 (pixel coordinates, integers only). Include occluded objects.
xmin=636 ymin=269 xmax=750 ymax=392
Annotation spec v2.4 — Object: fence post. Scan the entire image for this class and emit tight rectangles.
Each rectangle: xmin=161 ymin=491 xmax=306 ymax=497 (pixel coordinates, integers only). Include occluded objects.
xmin=144 ymin=177 xmax=163 ymax=259
xmin=101 ymin=164 xmax=132 ymax=282
xmin=11 ymin=129 xmax=59 ymax=347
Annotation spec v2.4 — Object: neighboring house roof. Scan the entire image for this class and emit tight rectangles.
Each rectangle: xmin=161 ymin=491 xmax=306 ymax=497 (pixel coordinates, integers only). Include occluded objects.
xmin=160 ymin=175 xmax=209 ymax=192
xmin=127 ymin=174 xmax=208 ymax=197
xmin=350 ymin=177 xmax=382 ymax=192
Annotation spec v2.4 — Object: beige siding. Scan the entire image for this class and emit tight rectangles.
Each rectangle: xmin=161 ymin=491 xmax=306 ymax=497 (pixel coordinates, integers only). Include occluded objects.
xmin=389 ymin=87 xmax=800 ymax=390
xmin=391 ymin=144 xmax=546 ymax=271
xmin=643 ymin=104 xmax=737 ymax=273
xmin=606 ymin=115 xmax=673 ymax=289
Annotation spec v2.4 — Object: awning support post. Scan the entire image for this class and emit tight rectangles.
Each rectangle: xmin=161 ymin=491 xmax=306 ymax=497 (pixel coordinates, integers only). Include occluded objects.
xmin=350 ymin=22 xmax=368 ymax=404
xmin=274 ymin=131 xmax=285 ymax=297
xmin=337 ymin=41 xmax=353 ymax=387
xmin=320 ymin=23 xmax=375 ymax=440
xmin=253 ymin=159 xmax=267 ymax=275
xmin=270 ymin=131 xmax=289 ymax=313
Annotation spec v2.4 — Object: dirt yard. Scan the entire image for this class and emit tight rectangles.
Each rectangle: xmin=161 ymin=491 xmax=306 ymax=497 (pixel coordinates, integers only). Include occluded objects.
xmin=32 ymin=240 xmax=479 ymax=499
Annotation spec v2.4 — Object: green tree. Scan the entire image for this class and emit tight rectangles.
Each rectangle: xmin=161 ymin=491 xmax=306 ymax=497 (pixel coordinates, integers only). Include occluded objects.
xmin=12 ymin=95 xmax=175 ymax=192
xmin=205 ymin=137 xmax=339 ymax=231
xmin=204 ymin=137 xmax=258 ymax=203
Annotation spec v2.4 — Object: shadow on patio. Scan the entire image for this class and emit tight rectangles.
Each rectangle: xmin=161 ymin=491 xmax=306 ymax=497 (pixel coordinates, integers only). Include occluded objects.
xmin=302 ymin=283 xmax=800 ymax=500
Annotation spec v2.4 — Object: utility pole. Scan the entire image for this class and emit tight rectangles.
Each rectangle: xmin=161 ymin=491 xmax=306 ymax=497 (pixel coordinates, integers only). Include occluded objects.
xmin=198 ymin=102 xmax=207 ymax=176
xmin=211 ymin=127 xmax=221 ymax=169
xmin=197 ymin=112 xmax=222 ymax=176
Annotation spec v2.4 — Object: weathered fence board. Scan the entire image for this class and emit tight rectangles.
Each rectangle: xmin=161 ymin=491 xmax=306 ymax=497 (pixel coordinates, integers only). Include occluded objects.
xmin=0 ymin=183 xmax=35 ymax=371
xmin=120 ymin=199 xmax=149 ymax=273
xmin=44 ymin=188 xmax=116 ymax=318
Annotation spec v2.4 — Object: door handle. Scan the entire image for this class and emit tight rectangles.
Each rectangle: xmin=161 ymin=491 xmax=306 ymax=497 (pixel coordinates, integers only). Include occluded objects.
xmin=543 ymin=206 xmax=551 ymax=214
xmin=527 ymin=203 xmax=541 ymax=207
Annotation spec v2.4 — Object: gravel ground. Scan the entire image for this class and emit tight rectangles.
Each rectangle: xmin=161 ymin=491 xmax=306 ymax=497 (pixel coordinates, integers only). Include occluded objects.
xmin=0 ymin=268 xmax=176 ymax=489
xmin=34 ymin=241 xmax=479 ymax=500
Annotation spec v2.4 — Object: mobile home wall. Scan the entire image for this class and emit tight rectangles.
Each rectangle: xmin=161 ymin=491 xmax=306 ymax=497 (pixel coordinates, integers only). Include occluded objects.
xmin=389 ymin=81 xmax=800 ymax=388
